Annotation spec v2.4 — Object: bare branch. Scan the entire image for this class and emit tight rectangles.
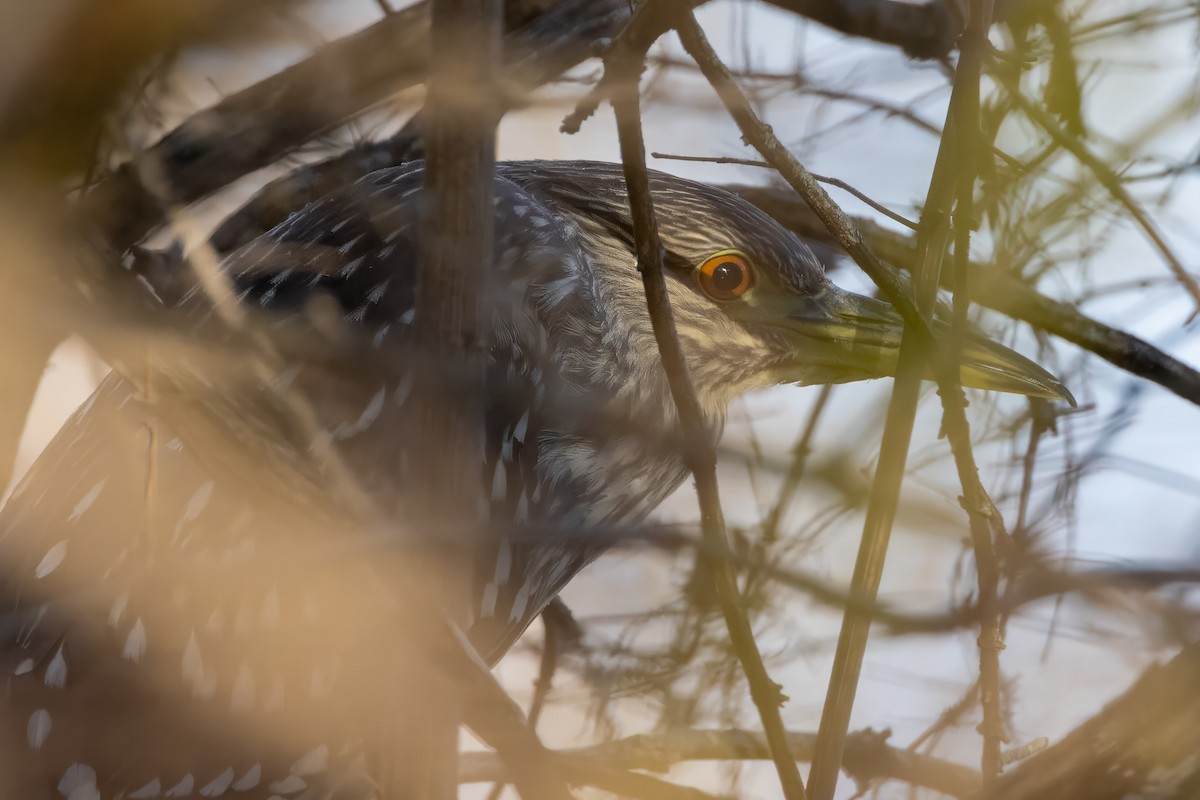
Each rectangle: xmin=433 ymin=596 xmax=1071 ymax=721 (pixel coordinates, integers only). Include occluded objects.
xmin=606 ymin=5 xmax=808 ymax=798
xmin=210 ymin=0 xmax=631 ymax=254
xmin=461 ymin=728 xmax=981 ymax=798
xmin=649 ymin=152 xmax=919 ymax=230
xmin=760 ymin=0 xmax=959 ymax=59
xmin=938 ymin=0 xmax=1006 ymax=780
xmin=986 ymin=641 xmax=1200 ymax=799
xmin=1004 ymin=84 xmax=1200 ymax=319
xmin=83 ymin=0 xmax=630 ymax=252
xmin=667 ymin=15 xmax=941 ymax=800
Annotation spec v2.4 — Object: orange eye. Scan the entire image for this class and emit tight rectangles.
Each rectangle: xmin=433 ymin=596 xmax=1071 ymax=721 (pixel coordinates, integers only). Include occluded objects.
xmin=697 ymin=251 xmax=753 ymax=301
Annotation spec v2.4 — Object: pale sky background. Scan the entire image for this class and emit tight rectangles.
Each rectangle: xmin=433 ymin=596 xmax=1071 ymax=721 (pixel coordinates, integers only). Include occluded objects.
xmin=9 ymin=1 xmax=1200 ymax=797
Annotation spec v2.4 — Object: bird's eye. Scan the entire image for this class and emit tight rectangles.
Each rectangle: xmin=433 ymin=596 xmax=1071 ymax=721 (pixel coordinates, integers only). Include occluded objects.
xmin=696 ymin=251 xmax=753 ymax=302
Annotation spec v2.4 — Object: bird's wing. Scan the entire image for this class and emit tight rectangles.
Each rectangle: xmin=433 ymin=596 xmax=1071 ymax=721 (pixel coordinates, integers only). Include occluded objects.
xmin=0 ymin=163 xmax=606 ymax=798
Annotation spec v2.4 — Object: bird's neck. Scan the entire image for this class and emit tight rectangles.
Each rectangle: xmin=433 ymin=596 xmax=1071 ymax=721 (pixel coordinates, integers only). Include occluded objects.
xmin=546 ymin=223 xmax=729 ymax=443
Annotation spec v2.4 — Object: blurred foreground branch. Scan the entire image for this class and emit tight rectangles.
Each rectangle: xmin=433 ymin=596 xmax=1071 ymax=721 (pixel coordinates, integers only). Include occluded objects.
xmin=83 ymin=0 xmax=630 ymax=252
xmin=460 ymin=727 xmax=981 ymax=798
xmin=987 ymin=640 xmax=1200 ymax=799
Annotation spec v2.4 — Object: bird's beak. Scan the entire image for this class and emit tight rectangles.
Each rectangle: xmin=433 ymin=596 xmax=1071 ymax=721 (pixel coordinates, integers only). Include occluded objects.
xmin=777 ymin=286 xmax=1075 ymax=404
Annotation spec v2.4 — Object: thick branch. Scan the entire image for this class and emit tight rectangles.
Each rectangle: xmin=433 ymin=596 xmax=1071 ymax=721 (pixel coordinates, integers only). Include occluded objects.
xmin=209 ymin=0 xmax=631 ymax=254
xmin=0 ymin=0 xmax=289 ymax=176
xmin=986 ymin=641 xmax=1200 ymax=799
xmin=460 ymin=728 xmax=981 ymax=798
xmin=83 ymin=0 xmax=625 ymax=252
xmin=760 ymin=0 xmax=958 ymax=59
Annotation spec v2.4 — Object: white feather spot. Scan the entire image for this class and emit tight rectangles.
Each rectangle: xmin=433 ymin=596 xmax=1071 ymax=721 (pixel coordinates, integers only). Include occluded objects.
xmin=57 ymin=763 xmax=96 ymax=797
xmin=44 ymin=644 xmax=67 ymax=688
xmin=509 ymin=585 xmax=530 ymax=623
xmin=232 ymin=763 xmax=261 ymax=791
xmin=173 ymin=480 xmax=214 ymax=540
xmin=513 ymin=410 xmax=530 ymax=443
xmin=491 ymin=462 xmax=507 ymax=501
xmin=165 ymin=774 xmax=194 ymax=797
xmin=129 ymin=777 xmax=161 ymax=798
xmin=268 ymin=775 xmax=307 ymax=795
xmin=200 ymin=768 xmax=235 ymax=797
xmin=333 ymin=387 xmax=385 ymax=440
xmin=67 ymin=784 xmax=100 ymax=800
xmin=123 ymin=618 xmax=147 ymax=662
xmin=14 ymin=658 xmax=34 ymax=676
xmin=367 ymin=279 xmax=390 ymax=304
xmin=27 ymin=709 xmax=51 ymax=749
xmin=108 ymin=590 xmax=128 ymax=627
xmin=231 ymin=664 xmax=255 ymax=712
xmin=479 ymin=584 xmax=499 ymax=618
xmin=493 ymin=538 xmax=512 ymax=586
xmin=35 ymin=541 xmax=68 ymax=579
xmin=182 ymin=631 xmax=214 ymax=698
xmin=290 ymin=744 xmax=329 ymax=776
xmin=68 ymin=480 xmax=107 ymax=522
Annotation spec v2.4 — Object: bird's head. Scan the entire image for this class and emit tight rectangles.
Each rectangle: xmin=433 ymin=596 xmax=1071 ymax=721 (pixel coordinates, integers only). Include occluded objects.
xmin=507 ymin=161 xmax=1073 ymax=414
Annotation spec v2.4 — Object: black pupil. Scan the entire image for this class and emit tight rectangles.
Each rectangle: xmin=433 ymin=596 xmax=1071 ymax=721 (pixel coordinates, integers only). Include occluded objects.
xmin=710 ymin=261 xmax=743 ymax=293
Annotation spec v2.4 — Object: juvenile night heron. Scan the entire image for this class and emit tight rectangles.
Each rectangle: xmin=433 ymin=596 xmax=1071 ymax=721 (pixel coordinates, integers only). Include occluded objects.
xmin=0 ymin=161 xmax=1067 ymax=798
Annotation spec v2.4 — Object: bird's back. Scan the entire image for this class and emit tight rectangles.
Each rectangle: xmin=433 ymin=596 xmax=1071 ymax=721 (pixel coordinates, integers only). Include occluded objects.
xmin=0 ymin=163 xmax=691 ymax=798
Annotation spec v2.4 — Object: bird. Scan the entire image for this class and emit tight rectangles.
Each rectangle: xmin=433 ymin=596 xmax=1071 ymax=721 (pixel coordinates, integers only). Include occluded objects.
xmin=0 ymin=160 xmax=1069 ymax=799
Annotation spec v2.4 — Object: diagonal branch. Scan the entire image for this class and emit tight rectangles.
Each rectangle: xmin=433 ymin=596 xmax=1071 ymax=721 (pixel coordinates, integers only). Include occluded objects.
xmin=82 ymin=0 xmax=630 ymax=252
xmin=936 ymin=0 xmax=1006 ymax=780
xmin=209 ymin=0 xmax=632 ymax=254
xmin=669 ymin=16 xmax=940 ymax=800
xmin=461 ymin=728 xmax=982 ymax=798
xmin=605 ymin=4 xmax=808 ymax=799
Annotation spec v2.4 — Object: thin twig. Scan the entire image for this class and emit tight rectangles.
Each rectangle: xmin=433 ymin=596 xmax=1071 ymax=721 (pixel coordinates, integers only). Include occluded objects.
xmin=650 ymin=152 xmax=919 ymax=230
xmin=1004 ymin=85 xmax=1200 ymax=319
xmin=762 ymin=384 xmax=834 ymax=540
xmin=936 ymin=0 xmax=1006 ymax=780
xmin=484 ymin=610 xmax=563 ymax=800
xmin=673 ymin=18 xmax=931 ymax=339
xmin=669 ymin=15 xmax=939 ymax=800
xmin=606 ymin=7 xmax=808 ymax=799
xmin=648 ymin=57 xmax=945 ymax=137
